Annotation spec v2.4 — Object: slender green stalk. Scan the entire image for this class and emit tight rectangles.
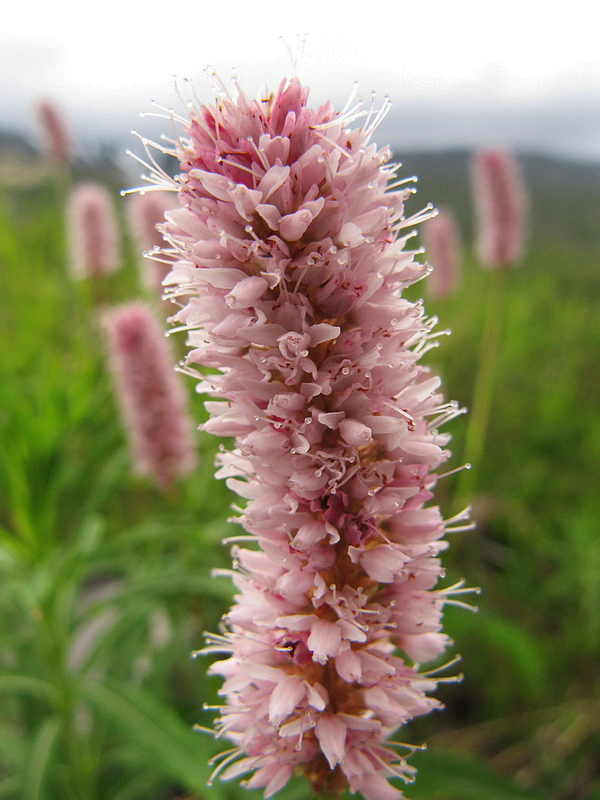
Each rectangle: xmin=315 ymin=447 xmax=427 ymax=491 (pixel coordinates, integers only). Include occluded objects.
xmin=456 ymin=268 xmax=509 ymax=508
xmin=36 ymin=593 xmax=98 ymax=800
xmin=50 ymin=161 xmax=72 ymax=209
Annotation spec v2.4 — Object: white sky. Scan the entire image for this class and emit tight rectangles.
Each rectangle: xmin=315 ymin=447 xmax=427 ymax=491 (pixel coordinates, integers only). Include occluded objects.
xmin=2 ymin=0 xmax=600 ymax=159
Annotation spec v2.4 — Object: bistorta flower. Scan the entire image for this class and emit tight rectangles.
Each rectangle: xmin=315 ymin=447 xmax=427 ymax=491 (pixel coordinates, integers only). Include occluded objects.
xmin=127 ymin=191 xmax=178 ymax=294
xmin=67 ymin=183 xmax=120 ymax=279
xmin=37 ymin=99 xmax=70 ymax=164
xmin=472 ymin=148 xmax=526 ymax=270
xmin=421 ymin=207 xmax=461 ymax=300
xmin=102 ymin=302 xmax=197 ymax=488
xmin=136 ymin=76 xmax=473 ymax=799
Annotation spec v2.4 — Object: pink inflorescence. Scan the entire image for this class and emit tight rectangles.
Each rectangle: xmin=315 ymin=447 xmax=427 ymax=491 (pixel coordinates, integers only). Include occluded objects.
xmin=67 ymin=183 xmax=120 ymax=279
xmin=127 ymin=192 xmax=178 ymax=294
xmin=142 ymin=77 xmax=472 ymax=798
xmin=421 ymin=208 xmax=461 ymax=301
xmin=102 ymin=302 xmax=197 ymax=488
xmin=37 ymin=99 xmax=70 ymax=164
xmin=472 ymin=149 xmax=526 ymax=270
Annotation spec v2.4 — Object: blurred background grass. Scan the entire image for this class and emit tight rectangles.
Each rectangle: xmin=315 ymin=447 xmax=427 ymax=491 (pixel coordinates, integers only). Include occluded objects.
xmin=0 ymin=137 xmax=599 ymax=800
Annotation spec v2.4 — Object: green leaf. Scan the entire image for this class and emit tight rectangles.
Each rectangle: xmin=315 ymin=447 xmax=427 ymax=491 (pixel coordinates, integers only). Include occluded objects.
xmin=0 ymin=722 xmax=28 ymax=770
xmin=477 ymin=611 xmax=547 ymax=700
xmin=0 ymin=675 xmax=57 ymax=704
xmin=81 ymin=679 xmax=224 ymax=798
xmin=0 ymin=776 xmax=22 ymax=799
xmin=126 ymin=572 xmax=234 ymax=601
xmin=408 ymin=749 xmax=544 ymax=800
xmin=22 ymin=717 xmax=61 ymax=800
xmin=110 ymin=769 xmax=166 ymax=800
xmin=72 ymin=515 xmax=106 ymax=558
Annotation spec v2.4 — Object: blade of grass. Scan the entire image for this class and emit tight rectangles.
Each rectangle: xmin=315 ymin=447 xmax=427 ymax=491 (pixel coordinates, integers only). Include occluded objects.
xmin=0 ymin=675 xmax=57 ymax=704
xmin=0 ymin=776 xmax=22 ymax=799
xmin=81 ymin=679 xmax=224 ymax=798
xmin=110 ymin=769 xmax=166 ymax=800
xmin=22 ymin=717 xmax=61 ymax=800
xmin=409 ymin=749 xmax=544 ymax=800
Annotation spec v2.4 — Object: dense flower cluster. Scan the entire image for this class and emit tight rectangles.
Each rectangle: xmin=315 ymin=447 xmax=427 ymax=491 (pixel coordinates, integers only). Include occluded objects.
xmin=37 ymin=99 xmax=70 ymax=164
xmin=472 ymin=149 xmax=526 ymax=270
xmin=67 ymin=183 xmax=120 ymax=279
xmin=102 ymin=303 xmax=197 ymax=488
xmin=127 ymin=192 xmax=178 ymax=293
xmin=143 ymin=77 xmax=470 ymax=799
xmin=421 ymin=208 xmax=461 ymax=301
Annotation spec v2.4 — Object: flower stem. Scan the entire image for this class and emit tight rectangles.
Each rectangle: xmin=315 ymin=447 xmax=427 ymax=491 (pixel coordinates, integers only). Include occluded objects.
xmin=456 ymin=267 xmax=508 ymax=508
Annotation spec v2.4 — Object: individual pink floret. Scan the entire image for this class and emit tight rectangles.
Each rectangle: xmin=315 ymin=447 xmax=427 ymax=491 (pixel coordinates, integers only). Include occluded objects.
xmin=421 ymin=208 xmax=461 ymax=300
xmin=67 ymin=183 xmax=120 ymax=279
xmin=126 ymin=192 xmax=179 ymax=293
xmin=102 ymin=302 xmax=197 ymax=488
xmin=472 ymin=149 xmax=526 ymax=269
xmin=138 ymin=76 xmax=472 ymax=798
xmin=37 ymin=99 xmax=70 ymax=164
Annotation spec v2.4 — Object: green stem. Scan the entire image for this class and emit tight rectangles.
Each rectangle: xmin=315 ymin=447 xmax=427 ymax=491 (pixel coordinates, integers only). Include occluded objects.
xmin=50 ymin=160 xmax=72 ymax=208
xmin=455 ymin=268 xmax=508 ymax=509
xmin=37 ymin=601 xmax=98 ymax=800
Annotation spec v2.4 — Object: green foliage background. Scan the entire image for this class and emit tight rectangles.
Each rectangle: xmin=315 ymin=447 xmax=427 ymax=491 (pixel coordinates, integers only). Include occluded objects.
xmin=0 ymin=147 xmax=598 ymax=800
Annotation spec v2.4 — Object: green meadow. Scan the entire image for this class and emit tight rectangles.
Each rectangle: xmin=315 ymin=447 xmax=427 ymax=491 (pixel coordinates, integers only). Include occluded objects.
xmin=0 ymin=147 xmax=599 ymax=800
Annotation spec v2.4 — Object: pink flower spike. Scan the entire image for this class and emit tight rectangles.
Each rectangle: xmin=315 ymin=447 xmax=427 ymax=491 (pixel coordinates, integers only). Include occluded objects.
xmin=37 ymin=100 xmax=70 ymax=164
xmin=472 ymin=148 xmax=526 ymax=270
xmin=137 ymin=75 xmax=471 ymax=798
xmin=126 ymin=192 xmax=179 ymax=294
xmin=422 ymin=207 xmax=461 ymax=300
xmin=67 ymin=183 xmax=120 ymax=279
xmin=101 ymin=302 xmax=197 ymax=488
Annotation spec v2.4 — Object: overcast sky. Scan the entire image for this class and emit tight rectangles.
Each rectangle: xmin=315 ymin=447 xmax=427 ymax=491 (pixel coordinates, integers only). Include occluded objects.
xmin=2 ymin=0 xmax=600 ymax=161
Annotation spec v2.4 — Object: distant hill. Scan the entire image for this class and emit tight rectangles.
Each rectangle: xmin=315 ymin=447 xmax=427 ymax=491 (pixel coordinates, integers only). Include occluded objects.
xmin=395 ymin=149 xmax=600 ymax=252
xmin=0 ymin=129 xmax=123 ymax=188
xmin=0 ymin=129 xmax=37 ymax=157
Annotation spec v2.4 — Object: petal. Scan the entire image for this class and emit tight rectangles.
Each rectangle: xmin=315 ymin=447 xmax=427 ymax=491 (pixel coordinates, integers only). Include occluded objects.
xmin=317 ymin=411 xmax=345 ymax=429
xmin=338 ymin=418 xmax=373 ymax=446
xmin=279 ymin=208 xmax=315 ymax=241
xmin=361 ymin=546 xmax=410 ymax=582
xmin=276 ymin=613 xmax=319 ymax=631
xmin=257 ymin=164 xmax=290 ymax=200
xmin=188 ymin=169 xmax=233 ymax=201
xmin=220 ymin=756 xmax=257 ymax=781
xmin=315 ymin=715 xmax=347 ymax=769
xmin=400 ymin=632 xmax=451 ymax=663
xmin=308 ymin=323 xmax=341 ymax=346
xmin=338 ymin=222 xmax=365 ymax=247
xmin=228 ymin=184 xmax=263 ymax=219
xmin=335 ymin=647 xmax=362 ymax=683
xmin=304 ymin=680 xmax=328 ymax=710
xmin=269 ymin=676 xmax=306 ymax=726
xmin=308 ymin=620 xmax=342 ymax=664
xmin=265 ymin=765 xmax=294 ymax=798
xmin=354 ymin=772 xmax=407 ymax=800
xmin=256 ymin=203 xmax=282 ymax=230
xmin=292 ymin=520 xmax=328 ymax=550
xmin=226 ymin=276 xmax=268 ymax=308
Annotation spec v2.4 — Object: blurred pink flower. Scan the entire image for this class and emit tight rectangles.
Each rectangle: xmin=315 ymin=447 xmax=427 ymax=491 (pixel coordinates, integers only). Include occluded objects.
xmin=126 ymin=192 xmax=178 ymax=293
xmin=472 ymin=149 xmax=526 ymax=269
xmin=67 ymin=183 xmax=120 ymax=279
xmin=37 ymin=100 xmax=70 ymax=164
xmin=422 ymin=208 xmax=461 ymax=300
xmin=142 ymin=77 xmax=470 ymax=798
xmin=102 ymin=302 xmax=197 ymax=488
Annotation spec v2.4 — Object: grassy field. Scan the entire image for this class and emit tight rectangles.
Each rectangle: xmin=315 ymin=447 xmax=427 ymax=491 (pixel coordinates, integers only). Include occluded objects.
xmin=0 ymin=146 xmax=599 ymax=800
